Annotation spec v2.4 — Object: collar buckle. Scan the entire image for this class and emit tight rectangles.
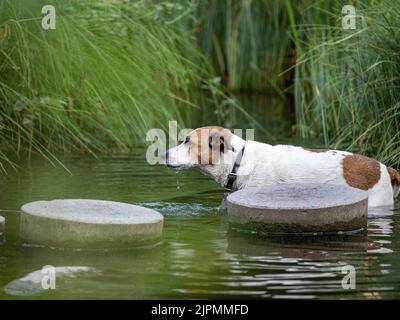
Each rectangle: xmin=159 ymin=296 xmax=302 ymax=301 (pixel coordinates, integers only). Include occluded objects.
xmin=227 ymin=172 xmax=238 ymax=179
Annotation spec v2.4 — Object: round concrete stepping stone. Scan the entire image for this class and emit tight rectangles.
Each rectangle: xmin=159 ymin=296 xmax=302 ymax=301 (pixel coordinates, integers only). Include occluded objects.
xmin=20 ymin=199 xmax=163 ymax=248
xmin=227 ymin=184 xmax=368 ymax=233
xmin=0 ymin=216 xmax=4 ymax=234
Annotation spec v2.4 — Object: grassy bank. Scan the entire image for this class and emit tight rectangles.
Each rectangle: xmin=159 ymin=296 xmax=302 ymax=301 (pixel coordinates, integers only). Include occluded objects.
xmin=0 ymin=0 xmax=203 ymax=170
xmin=1 ymin=0 xmax=399 ymax=170
xmin=293 ymin=0 xmax=400 ymax=167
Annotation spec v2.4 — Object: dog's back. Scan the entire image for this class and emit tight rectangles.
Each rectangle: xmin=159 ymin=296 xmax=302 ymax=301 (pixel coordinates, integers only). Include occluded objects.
xmin=241 ymin=141 xmax=397 ymax=207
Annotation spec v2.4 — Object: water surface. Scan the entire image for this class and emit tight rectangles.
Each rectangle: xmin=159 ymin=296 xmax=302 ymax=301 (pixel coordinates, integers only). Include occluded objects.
xmin=0 ymin=95 xmax=399 ymax=299
xmin=0 ymin=149 xmax=399 ymax=300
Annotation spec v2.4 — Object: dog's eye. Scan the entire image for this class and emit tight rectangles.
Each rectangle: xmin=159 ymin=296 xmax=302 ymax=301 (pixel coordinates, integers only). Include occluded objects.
xmin=184 ymin=136 xmax=190 ymax=144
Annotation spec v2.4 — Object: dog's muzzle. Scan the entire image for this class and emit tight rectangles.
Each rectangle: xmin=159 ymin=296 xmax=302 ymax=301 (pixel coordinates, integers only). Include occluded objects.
xmin=163 ymin=151 xmax=182 ymax=170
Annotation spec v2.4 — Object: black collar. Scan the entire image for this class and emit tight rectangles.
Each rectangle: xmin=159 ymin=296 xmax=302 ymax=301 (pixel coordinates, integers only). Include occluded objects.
xmin=224 ymin=144 xmax=246 ymax=192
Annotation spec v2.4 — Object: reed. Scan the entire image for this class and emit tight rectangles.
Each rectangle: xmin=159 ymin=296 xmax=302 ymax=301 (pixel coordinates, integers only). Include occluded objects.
xmin=170 ymin=0 xmax=292 ymax=93
xmin=294 ymin=0 xmax=400 ymax=167
xmin=0 ymin=0 xmax=202 ymax=170
xmin=2 ymin=0 xmax=397 ymax=171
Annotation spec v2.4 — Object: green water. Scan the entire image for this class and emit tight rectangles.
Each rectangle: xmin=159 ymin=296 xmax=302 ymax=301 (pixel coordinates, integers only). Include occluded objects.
xmin=1 ymin=96 xmax=400 ymax=299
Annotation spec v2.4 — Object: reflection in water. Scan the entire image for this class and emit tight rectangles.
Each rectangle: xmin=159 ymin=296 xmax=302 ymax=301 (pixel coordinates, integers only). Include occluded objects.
xmin=170 ymin=209 xmax=397 ymax=300
xmin=0 ymin=149 xmax=399 ymax=299
xmin=167 ymin=202 xmax=399 ymax=300
xmin=368 ymin=207 xmax=394 ymax=254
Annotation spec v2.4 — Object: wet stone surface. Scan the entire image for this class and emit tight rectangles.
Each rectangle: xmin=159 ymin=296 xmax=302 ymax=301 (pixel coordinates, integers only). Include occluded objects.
xmin=20 ymin=199 xmax=164 ymax=248
xmin=227 ymin=184 xmax=368 ymax=233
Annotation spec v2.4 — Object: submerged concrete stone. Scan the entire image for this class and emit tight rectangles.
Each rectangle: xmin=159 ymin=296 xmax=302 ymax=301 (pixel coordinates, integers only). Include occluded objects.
xmin=227 ymin=184 xmax=368 ymax=233
xmin=4 ymin=266 xmax=98 ymax=296
xmin=20 ymin=199 xmax=163 ymax=248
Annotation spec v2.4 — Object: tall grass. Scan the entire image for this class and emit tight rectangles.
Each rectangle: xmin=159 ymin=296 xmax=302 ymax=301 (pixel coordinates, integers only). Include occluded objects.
xmin=166 ymin=0 xmax=292 ymax=94
xmin=294 ymin=0 xmax=400 ymax=167
xmin=0 ymin=0 xmax=202 ymax=171
xmin=2 ymin=0 xmax=398 ymax=171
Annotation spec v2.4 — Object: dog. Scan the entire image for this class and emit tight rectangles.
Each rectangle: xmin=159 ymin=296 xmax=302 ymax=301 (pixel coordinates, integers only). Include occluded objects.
xmin=163 ymin=126 xmax=400 ymax=208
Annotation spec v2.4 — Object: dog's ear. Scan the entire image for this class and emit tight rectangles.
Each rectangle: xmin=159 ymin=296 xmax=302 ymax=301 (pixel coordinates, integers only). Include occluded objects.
xmin=209 ymin=132 xmax=235 ymax=153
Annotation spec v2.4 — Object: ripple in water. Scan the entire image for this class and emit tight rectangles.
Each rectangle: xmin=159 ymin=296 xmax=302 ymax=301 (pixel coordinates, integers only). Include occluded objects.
xmin=138 ymin=202 xmax=216 ymax=216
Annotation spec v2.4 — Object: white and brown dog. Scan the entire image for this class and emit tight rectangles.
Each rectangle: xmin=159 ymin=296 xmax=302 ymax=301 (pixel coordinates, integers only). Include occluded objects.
xmin=164 ymin=126 xmax=400 ymax=208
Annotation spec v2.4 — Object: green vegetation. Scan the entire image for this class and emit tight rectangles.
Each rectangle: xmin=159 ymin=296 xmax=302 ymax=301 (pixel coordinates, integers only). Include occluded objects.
xmin=1 ymin=0 xmax=399 ymax=170
xmin=0 ymin=0 xmax=202 ymax=170
xmin=189 ymin=0 xmax=291 ymax=93
xmin=294 ymin=0 xmax=400 ymax=167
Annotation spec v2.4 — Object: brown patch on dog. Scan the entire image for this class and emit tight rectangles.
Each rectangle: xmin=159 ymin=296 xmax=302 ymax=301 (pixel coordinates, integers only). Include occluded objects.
xmin=187 ymin=126 xmax=233 ymax=165
xmin=387 ymin=167 xmax=400 ymax=186
xmin=342 ymin=155 xmax=381 ymax=190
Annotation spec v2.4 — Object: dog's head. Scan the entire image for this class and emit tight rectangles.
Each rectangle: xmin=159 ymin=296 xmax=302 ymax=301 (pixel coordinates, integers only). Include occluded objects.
xmin=163 ymin=126 xmax=237 ymax=171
